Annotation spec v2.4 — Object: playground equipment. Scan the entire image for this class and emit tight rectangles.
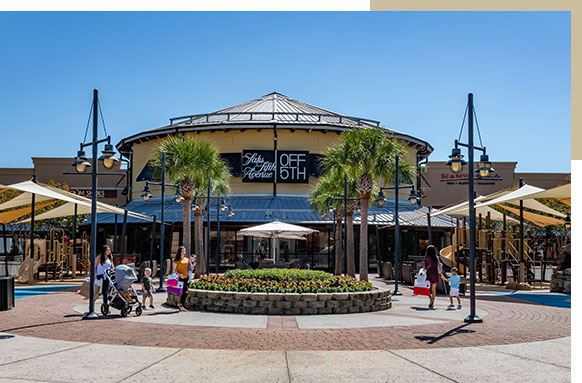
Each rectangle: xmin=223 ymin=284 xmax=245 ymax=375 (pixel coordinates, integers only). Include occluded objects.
xmin=17 ymin=229 xmax=90 ymax=283
xmin=440 ymin=213 xmax=563 ymax=286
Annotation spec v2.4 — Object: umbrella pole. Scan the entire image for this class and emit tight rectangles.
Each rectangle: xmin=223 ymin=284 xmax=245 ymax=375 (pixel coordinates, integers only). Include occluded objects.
xmin=28 ymin=175 xmax=36 ymax=285
xmin=3 ymin=223 xmax=7 ymax=277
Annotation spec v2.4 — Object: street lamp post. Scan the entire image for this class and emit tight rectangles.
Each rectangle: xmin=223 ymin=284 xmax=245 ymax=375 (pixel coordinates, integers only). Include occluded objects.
xmin=71 ymin=89 xmax=120 ymax=319
xmin=446 ymin=93 xmax=494 ymax=324
xmin=376 ymin=154 xmax=420 ymax=295
xmin=140 ymin=152 xmax=183 ymax=292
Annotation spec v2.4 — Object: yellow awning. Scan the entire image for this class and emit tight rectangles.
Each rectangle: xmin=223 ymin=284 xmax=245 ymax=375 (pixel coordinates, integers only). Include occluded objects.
xmin=0 ymin=201 xmax=56 ymax=224
xmin=499 ymin=205 xmax=565 ymax=227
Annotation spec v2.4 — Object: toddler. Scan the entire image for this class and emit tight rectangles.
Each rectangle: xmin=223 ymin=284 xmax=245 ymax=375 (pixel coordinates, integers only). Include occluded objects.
xmin=141 ymin=268 xmax=154 ymax=310
xmin=444 ymin=267 xmax=462 ymax=310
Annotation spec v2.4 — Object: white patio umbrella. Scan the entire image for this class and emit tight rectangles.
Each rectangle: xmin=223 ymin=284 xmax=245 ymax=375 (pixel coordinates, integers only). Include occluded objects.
xmin=239 ymin=221 xmax=318 ymax=262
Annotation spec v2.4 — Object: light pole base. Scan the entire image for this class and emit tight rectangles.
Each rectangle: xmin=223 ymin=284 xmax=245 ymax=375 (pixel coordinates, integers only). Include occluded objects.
xmin=464 ymin=314 xmax=483 ymax=323
xmin=82 ymin=311 xmax=100 ymax=320
xmin=392 ymin=290 xmax=402 ymax=296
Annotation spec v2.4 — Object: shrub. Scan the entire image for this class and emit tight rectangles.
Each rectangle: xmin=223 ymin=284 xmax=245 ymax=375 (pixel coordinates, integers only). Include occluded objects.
xmin=190 ymin=269 xmax=373 ymax=293
xmin=224 ymin=268 xmax=332 ymax=282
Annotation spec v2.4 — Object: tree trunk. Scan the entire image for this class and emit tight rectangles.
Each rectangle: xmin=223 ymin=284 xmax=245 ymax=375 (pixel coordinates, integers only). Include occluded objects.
xmin=182 ymin=197 xmax=191 ymax=258
xmin=359 ymin=196 xmax=369 ymax=281
xmin=346 ymin=212 xmax=356 ymax=277
xmin=334 ymin=216 xmax=343 ymax=275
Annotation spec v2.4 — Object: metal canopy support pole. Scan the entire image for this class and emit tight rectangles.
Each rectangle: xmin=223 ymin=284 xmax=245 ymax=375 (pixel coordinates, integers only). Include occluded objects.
xmin=343 ymin=173 xmax=348 ymax=275
xmin=427 ymin=207 xmax=433 ymax=246
xmin=393 ymin=155 xmax=401 ymax=295
xmin=120 ymin=210 xmax=128 ymax=265
xmin=216 ymin=192 xmax=221 ymax=274
xmin=149 ymin=214 xmax=157 ymax=265
xmin=205 ymin=174 xmax=211 ymax=274
xmin=465 ymin=92 xmax=482 ymax=323
xmin=71 ymin=203 xmax=78 ymax=277
xmin=113 ymin=212 xmax=118 ymax=253
xmin=273 ymin=125 xmax=277 ymax=198
xmin=158 ymin=152 xmax=166 ymax=291
xmin=83 ymin=89 xmax=99 ymax=319
xmin=3 ymin=223 xmax=8 ymax=277
xmin=27 ymin=175 xmax=37 ymax=285
xmin=519 ymin=177 xmax=525 ymax=284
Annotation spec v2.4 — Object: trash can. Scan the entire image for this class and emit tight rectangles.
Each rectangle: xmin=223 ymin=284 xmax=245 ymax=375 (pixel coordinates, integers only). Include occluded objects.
xmin=0 ymin=276 xmax=15 ymax=311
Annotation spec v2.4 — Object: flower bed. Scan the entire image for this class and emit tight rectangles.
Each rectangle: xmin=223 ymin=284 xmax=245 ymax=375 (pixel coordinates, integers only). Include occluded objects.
xmin=190 ymin=269 xmax=373 ymax=293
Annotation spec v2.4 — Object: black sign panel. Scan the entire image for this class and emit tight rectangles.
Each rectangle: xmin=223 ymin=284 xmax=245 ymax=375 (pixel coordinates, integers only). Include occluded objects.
xmin=242 ymin=150 xmax=309 ymax=183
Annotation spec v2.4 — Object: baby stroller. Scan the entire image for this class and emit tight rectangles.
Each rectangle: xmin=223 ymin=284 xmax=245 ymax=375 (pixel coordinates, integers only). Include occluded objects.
xmin=100 ymin=264 xmax=143 ymax=317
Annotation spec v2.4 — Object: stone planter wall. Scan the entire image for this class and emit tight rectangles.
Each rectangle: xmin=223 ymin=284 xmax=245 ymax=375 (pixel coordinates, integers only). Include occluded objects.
xmin=550 ymin=268 xmax=571 ymax=294
xmin=167 ymin=288 xmax=392 ymax=315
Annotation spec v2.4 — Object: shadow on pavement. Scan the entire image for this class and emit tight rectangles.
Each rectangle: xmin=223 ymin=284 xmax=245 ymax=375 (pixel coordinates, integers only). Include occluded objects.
xmin=414 ymin=323 xmax=476 ymax=344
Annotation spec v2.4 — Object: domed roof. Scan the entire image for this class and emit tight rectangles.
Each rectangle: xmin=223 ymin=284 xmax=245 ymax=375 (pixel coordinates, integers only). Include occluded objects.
xmin=117 ymin=92 xmax=433 ymax=155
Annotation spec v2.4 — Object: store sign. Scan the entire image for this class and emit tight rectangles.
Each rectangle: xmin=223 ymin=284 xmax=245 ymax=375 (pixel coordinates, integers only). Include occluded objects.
xmin=242 ymin=150 xmax=309 ymax=183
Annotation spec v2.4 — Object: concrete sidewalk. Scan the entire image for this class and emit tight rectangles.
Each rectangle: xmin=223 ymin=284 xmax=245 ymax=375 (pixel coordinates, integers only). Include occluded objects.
xmin=0 ymin=332 xmax=570 ymax=383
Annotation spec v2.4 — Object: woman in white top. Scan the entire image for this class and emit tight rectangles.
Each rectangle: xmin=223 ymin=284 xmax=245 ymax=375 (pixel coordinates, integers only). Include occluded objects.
xmin=96 ymin=245 xmax=114 ymax=303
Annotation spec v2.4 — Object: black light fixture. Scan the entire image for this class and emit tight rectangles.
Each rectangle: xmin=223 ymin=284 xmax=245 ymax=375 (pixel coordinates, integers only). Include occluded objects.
xmin=565 ymin=213 xmax=571 ymax=229
xmin=98 ymin=143 xmax=119 ymax=170
xmin=141 ymin=183 xmax=152 ymax=200
xmin=227 ymin=207 xmax=234 ymax=217
xmin=475 ymin=153 xmax=494 ymax=177
xmin=446 ymin=147 xmax=466 ymax=174
xmin=408 ymin=188 xmax=420 ymax=204
xmin=174 ymin=186 xmax=184 ymax=203
xmin=72 ymin=149 xmax=92 ymax=173
xmin=327 ymin=200 xmax=336 ymax=214
xmin=320 ymin=211 xmax=326 ymax=219
xmin=376 ymin=190 xmax=386 ymax=208
xmin=355 ymin=200 xmax=361 ymax=214
xmin=220 ymin=199 xmax=228 ymax=212
xmin=191 ymin=203 xmax=200 ymax=211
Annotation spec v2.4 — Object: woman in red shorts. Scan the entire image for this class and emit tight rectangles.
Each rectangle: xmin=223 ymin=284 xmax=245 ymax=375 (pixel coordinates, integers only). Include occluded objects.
xmin=424 ymin=245 xmax=442 ymax=309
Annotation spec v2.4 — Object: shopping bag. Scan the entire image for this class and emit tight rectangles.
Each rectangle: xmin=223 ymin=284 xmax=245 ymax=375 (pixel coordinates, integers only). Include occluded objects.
xmin=79 ymin=277 xmax=100 ymax=300
xmin=413 ymin=279 xmax=431 ymax=296
xmin=416 ymin=268 xmax=427 ymax=284
xmin=167 ymin=281 xmax=184 ymax=296
xmin=167 ymin=274 xmax=179 ymax=287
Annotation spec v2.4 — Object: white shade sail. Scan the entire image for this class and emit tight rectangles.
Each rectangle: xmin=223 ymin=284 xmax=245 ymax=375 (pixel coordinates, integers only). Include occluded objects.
xmin=18 ymin=202 xmax=104 ymax=223
xmin=522 ymin=183 xmax=570 ymax=200
xmin=476 ymin=184 xmax=545 ymax=209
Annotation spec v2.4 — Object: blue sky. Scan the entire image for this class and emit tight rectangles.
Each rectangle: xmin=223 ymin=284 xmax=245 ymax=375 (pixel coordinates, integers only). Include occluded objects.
xmin=0 ymin=11 xmax=570 ymax=172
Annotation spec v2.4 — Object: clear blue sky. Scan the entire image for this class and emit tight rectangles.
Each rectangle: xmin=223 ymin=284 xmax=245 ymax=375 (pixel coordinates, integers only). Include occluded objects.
xmin=0 ymin=11 xmax=570 ymax=172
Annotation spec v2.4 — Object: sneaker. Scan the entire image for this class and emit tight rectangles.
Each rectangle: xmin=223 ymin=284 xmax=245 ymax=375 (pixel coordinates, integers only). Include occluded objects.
xmin=149 ymin=305 xmax=155 ymax=309
xmin=457 ymin=304 xmax=462 ymax=309
xmin=142 ymin=306 xmax=147 ymax=310
xmin=447 ymin=304 xmax=455 ymax=310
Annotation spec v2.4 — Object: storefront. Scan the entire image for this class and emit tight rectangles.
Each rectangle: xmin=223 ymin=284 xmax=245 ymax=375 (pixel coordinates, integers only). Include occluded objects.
xmin=101 ymin=92 xmax=453 ymax=271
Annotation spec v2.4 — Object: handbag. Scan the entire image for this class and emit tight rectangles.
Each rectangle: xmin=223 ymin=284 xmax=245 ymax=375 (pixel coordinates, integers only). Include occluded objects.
xmin=413 ymin=279 xmax=431 ymax=296
xmin=167 ymin=280 xmax=184 ymax=295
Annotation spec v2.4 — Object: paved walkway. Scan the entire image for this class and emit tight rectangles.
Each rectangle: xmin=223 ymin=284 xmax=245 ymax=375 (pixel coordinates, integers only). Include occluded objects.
xmin=0 ymin=332 xmax=570 ymax=382
xmin=0 ymin=277 xmax=571 ymax=381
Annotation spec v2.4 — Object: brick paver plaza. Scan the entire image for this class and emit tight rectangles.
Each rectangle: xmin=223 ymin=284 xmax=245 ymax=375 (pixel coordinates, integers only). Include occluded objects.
xmin=0 ymin=277 xmax=571 ymax=382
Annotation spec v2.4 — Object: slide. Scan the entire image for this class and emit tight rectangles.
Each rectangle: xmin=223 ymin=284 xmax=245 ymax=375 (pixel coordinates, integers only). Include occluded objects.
xmin=440 ymin=245 xmax=468 ymax=275
xmin=17 ymin=256 xmax=44 ymax=284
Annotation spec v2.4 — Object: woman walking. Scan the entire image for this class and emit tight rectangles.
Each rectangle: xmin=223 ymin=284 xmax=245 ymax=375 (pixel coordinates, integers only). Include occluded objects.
xmin=172 ymin=246 xmax=189 ymax=312
xmin=96 ymin=245 xmax=114 ymax=304
xmin=424 ymin=245 xmax=442 ymax=309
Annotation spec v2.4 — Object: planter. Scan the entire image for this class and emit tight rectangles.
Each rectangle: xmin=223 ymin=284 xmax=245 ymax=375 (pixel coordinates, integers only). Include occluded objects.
xmin=167 ymin=287 xmax=392 ymax=315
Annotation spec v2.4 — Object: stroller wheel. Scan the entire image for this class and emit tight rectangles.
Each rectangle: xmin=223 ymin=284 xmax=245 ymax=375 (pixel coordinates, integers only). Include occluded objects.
xmin=120 ymin=307 xmax=129 ymax=318
xmin=100 ymin=304 xmax=109 ymax=316
xmin=135 ymin=306 xmax=142 ymax=316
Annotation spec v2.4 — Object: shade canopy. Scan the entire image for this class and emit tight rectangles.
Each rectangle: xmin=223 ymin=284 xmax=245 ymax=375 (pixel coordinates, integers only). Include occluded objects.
xmin=499 ymin=205 xmax=565 ymax=227
xmin=0 ymin=201 xmax=56 ymax=224
xmin=239 ymin=221 xmax=318 ymax=238
xmin=18 ymin=201 xmax=106 ymax=223
xmin=476 ymin=184 xmax=545 ymax=209
xmin=0 ymin=180 xmax=151 ymax=223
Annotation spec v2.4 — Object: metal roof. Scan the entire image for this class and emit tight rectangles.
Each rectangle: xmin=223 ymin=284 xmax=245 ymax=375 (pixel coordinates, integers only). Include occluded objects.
xmin=116 ymin=92 xmax=434 ymax=155
xmin=92 ymin=195 xmax=455 ymax=228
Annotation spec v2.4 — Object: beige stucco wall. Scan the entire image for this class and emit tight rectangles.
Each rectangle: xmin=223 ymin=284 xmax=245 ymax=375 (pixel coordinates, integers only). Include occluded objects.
xmin=130 ymin=128 xmax=420 ymax=200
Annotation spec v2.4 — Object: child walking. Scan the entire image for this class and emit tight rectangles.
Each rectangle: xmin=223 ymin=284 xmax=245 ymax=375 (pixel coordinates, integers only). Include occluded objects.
xmin=141 ymin=267 xmax=154 ymax=310
xmin=444 ymin=267 xmax=462 ymax=310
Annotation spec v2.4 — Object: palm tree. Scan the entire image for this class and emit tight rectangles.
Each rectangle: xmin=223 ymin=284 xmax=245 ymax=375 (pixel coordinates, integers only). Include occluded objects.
xmin=309 ymin=171 xmax=359 ymax=276
xmin=323 ymin=128 xmax=415 ymax=282
xmin=151 ymin=136 xmax=231 ymax=277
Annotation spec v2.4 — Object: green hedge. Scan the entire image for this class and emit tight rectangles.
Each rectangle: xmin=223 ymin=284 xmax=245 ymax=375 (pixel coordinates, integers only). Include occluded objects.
xmin=224 ymin=268 xmax=332 ymax=282
xmin=190 ymin=269 xmax=373 ymax=293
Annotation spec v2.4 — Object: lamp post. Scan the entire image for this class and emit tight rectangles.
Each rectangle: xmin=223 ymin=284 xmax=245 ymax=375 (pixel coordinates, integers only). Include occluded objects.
xmin=445 ymin=93 xmax=494 ymax=324
xmin=376 ymin=155 xmax=420 ymax=295
xmin=140 ymin=152 xmax=183 ymax=292
xmin=71 ymin=89 xmax=120 ymax=319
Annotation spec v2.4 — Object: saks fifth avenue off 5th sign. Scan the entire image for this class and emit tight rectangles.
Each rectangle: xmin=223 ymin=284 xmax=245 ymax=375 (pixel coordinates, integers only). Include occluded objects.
xmin=242 ymin=150 xmax=309 ymax=183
